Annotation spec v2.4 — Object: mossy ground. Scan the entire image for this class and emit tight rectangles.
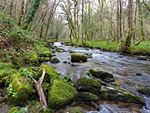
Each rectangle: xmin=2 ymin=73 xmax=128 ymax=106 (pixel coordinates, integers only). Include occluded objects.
xmin=65 ymin=39 xmax=150 ymax=56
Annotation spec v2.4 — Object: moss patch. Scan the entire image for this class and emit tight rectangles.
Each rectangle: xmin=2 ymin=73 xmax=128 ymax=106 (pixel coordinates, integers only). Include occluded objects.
xmin=39 ymin=51 xmax=52 ymax=58
xmin=48 ymin=80 xmax=77 ymax=109
xmin=27 ymin=101 xmax=54 ymax=113
xmin=77 ymin=92 xmax=99 ymax=102
xmin=6 ymin=73 xmax=32 ymax=106
xmin=138 ymin=87 xmax=150 ymax=97
xmin=35 ymin=64 xmax=60 ymax=83
xmin=69 ymin=107 xmax=84 ymax=113
xmin=24 ymin=51 xmax=38 ymax=64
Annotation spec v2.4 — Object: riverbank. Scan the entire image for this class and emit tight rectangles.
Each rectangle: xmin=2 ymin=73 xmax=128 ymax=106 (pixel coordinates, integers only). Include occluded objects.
xmin=65 ymin=39 xmax=150 ymax=56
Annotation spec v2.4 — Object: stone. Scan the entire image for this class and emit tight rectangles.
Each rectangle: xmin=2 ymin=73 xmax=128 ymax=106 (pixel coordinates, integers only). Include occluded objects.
xmin=138 ymin=87 xmax=150 ymax=97
xmin=51 ymin=58 xmax=60 ymax=63
xmin=27 ymin=101 xmax=54 ymax=113
xmin=48 ymin=80 xmax=77 ymax=109
xmin=69 ymin=107 xmax=84 ymax=113
xmin=71 ymin=53 xmax=88 ymax=62
xmin=100 ymin=86 xmax=145 ymax=105
xmin=74 ymin=77 xmax=101 ymax=95
xmin=77 ymin=92 xmax=99 ymax=102
xmin=88 ymin=69 xmax=115 ymax=83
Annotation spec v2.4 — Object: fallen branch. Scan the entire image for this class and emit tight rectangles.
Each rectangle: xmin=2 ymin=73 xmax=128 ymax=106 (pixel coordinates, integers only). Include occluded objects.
xmin=131 ymin=39 xmax=142 ymax=49
xmin=30 ymin=69 xmax=48 ymax=107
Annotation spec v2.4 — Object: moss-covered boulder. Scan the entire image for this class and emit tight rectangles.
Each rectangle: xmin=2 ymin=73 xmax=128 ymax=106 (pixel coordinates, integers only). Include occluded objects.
xmin=77 ymin=92 xmax=99 ymax=102
xmin=48 ymin=80 xmax=77 ymax=109
xmin=27 ymin=101 xmax=54 ymax=113
xmin=71 ymin=53 xmax=88 ymax=62
xmin=88 ymin=69 xmax=114 ymax=83
xmin=39 ymin=51 xmax=52 ymax=58
xmin=38 ymin=57 xmax=51 ymax=63
xmin=6 ymin=73 xmax=32 ymax=106
xmin=74 ymin=77 xmax=101 ymax=95
xmin=138 ymin=87 xmax=150 ymax=97
xmin=24 ymin=51 xmax=38 ymax=64
xmin=51 ymin=58 xmax=60 ymax=63
xmin=35 ymin=64 xmax=60 ymax=83
xmin=100 ymin=86 xmax=145 ymax=105
xmin=69 ymin=107 xmax=84 ymax=113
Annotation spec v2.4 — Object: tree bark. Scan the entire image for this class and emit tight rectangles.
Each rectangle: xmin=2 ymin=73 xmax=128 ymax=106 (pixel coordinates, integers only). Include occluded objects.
xmin=31 ymin=69 xmax=48 ymax=107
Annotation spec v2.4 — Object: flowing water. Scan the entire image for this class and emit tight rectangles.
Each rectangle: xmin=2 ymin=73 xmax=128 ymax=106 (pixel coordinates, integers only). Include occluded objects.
xmin=49 ymin=42 xmax=150 ymax=113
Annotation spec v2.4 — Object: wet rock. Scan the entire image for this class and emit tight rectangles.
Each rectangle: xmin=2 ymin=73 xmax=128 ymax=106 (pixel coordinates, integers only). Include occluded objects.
xmin=84 ymin=53 xmax=92 ymax=58
xmin=71 ymin=53 xmax=88 ymax=62
xmin=100 ymin=86 xmax=145 ymax=105
xmin=39 ymin=51 xmax=52 ymax=58
xmin=137 ymin=56 xmax=147 ymax=60
xmin=88 ymin=69 xmax=115 ymax=83
xmin=69 ymin=107 xmax=84 ymax=113
xmin=38 ymin=57 xmax=51 ymax=63
xmin=85 ymin=48 xmax=89 ymax=51
xmin=138 ymin=87 xmax=150 ymax=97
xmin=135 ymin=73 xmax=143 ymax=76
xmin=63 ymin=61 xmax=67 ymax=64
xmin=48 ymin=80 xmax=77 ymax=109
xmin=77 ymin=92 xmax=99 ymax=102
xmin=0 ymin=97 xmax=5 ymax=104
xmin=27 ymin=101 xmax=54 ymax=113
xmin=74 ymin=77 xmax=101 ymax=95
xmin=69 ymin=51 xmax=76 ymax=53
xmin=51 ymin=58 xmax=60 ymax=63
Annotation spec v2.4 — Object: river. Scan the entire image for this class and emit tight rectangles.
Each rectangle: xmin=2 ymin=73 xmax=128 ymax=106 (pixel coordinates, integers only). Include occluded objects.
xmin=49 ymin=42 xmax=150 ymax=113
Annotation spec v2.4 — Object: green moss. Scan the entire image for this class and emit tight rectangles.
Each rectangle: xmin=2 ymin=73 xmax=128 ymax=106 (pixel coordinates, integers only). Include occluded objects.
xmin=88 ymin=69 xmax=114 ymax=83
xmin=77 ymin=92 xmax=99 ymax=102
xmin=74 ymin=77 xmax=101 ymax=95
xmin=71 ymin=53 xmax=88 ymax=62
xmin=24 ymin=51 xmax=38 ymax=64
xmin=69 ymin=107 xmax=84 ymax=113
xmin=6 ymin=73 xmax=32 ymax=106
xmin=100 ymin=86 xmax=145 ymax=105
xmin=48 ymin=80 xmax=77 ymax=109
xmin=138 ymin=87 xmax=150 ymax=97
xmin=38 ymin=57 xmax=51 ymax=63
xmin=27 ymin=101 xmax=54 ymax=113
xmin=35 ymin=64 xmax=60 ymax=83
xmin=51 ymin=58 xmax=60 ymax=63
xmin=9 ymin=107 xmax=18 ymax=113
xmin=39 ymin=51 xmax=52 ymax=58
xmin=9 ymin=107 xmax=26 ymax=113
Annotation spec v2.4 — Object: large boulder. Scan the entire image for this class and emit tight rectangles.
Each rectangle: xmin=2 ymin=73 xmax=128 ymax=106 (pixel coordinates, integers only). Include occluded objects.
xmin=38 ymin=57 xmax=51 ymax=63
xmin=35 ymin=64 xmax=60 ymax=83
xmin=88 ymin=69 xmax=114 ymax=83
xmin=6 ymin=73 xmax=32 ymax=106
xmin=69 ymin=107 xmax=84 ymax=113
xmin=74 ymin=77 xmax=101 ymax=95
xmin=77 ymin=92 xmax=99 ymax=102
xmin=48 ymin=80 xmax=77 ymax=109
xmin=100 ymin=86 xmax=145 ymax=105
xmin=71 ymin=53 xmax=88 ymax=62
xmin=27 ymin=101 xmax=54 ymax=113
xmin=138 ymin=87 xmax=150 ymax=97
